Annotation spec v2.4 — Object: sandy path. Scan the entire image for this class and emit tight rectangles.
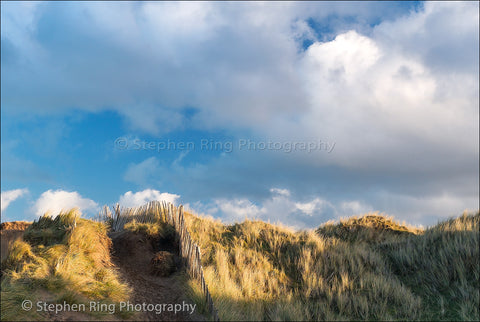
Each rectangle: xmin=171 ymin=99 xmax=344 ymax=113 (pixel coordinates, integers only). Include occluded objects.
xmin=110 ymin=231 xmax=206 ymax=321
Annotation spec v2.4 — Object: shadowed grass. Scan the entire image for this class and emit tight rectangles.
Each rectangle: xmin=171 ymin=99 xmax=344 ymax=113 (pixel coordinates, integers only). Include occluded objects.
xmin=3 ymin=205 xmax=477 ymax=321
xmin=379 ymin=211 xmax=479 ymax=321
xmin=182 ymin=210 xmax=479 ymax=321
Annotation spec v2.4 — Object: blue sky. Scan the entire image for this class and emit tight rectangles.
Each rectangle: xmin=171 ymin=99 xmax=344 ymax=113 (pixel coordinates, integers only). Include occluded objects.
xmin=1 ymin=1 xmax=478 ymax=228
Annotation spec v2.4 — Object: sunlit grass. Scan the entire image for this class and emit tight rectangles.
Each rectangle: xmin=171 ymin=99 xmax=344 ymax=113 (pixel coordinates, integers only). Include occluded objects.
xmin=1 ymin=209 xmax=132 ymax=321
xmin=2 ymin=205 xmax=477 ymax=321
xmin=123 ymin=219 xmax=176 ymax=240
xmin=183 ymin=210 xmax=479 ymax=321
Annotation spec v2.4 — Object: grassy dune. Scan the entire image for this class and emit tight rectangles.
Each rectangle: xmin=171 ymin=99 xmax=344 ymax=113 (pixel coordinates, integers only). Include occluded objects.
xmin=1 ymin=210 xmax=131 ymax=321
xmin=183 ymin=211 xmax=479 ymax=321
xmin=380 ymin=213 xmax=480 ymax=321
xmin=1 ymin=208 xmax=478 ymax=321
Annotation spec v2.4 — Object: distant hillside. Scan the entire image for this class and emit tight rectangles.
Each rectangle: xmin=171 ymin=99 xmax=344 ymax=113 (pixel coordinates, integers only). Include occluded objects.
xmin=183 ymin=210 xmax=479 ymax=321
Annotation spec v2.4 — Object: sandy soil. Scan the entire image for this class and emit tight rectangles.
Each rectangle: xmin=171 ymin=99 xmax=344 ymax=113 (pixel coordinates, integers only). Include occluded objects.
xmin=110 ymin=231 xmax=206 ymax=321
xmin=1 ymin=221 xmax=31 ymax=261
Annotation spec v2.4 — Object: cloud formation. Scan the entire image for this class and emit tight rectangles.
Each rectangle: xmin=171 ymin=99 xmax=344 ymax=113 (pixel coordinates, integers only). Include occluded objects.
xmin=118 ymin=189 xmax=180 ymax=208
xmin=1 ymin=188 xmax=29 ymax=212
xmin=191 ymin=188 xmax=375 ymax=229
xmin=2 ymin=2 xmax=478 ymax=226
xmin=33 ymin=189 xmax=99 ymax=217
xmin=4 ymin=2 xmax=476 ymax=172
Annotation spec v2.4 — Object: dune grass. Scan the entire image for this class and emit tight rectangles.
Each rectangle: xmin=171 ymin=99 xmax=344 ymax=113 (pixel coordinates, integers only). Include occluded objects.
xmin=182 ymin=210 xmax=479 ymax=321
xmin=1 ymin=209 xmax=132 ymax=321
xmin=123 ymin=219 xmax=175 ymax=240
xmin=2 ymin=205 xmax=477 ymax=321
xmin=380 ymin=212 xmax=479 ymax=321
xmin=316 ymin=213 xmax=422 ymax=244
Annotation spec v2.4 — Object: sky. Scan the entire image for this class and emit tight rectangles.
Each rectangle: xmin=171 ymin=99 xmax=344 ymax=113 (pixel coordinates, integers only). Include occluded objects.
xmin=1 ymin=1 xmax=479 ymax=229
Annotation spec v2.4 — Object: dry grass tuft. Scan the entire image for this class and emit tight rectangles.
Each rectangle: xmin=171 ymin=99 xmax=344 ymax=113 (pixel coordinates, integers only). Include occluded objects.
xmin=0 ymin=221 xmax=31 ymax=231
xmin=1 ymin=209 xmax=131 ymax=321
xmin=317 ymin=212 xmax=422 ymax=244
xmin=124 ymin=220 xmax=175 ymax=240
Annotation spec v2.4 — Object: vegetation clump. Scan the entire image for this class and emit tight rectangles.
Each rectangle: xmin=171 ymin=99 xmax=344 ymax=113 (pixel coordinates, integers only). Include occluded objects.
xmin=124 ymin=220 xmax=175 ymax=241
xmin=1 ymin=209 xmax=131 ymax=321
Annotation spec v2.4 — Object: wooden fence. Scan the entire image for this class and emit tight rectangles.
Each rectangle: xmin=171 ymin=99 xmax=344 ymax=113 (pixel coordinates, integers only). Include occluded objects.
xmin=97 ymin=200 xmax=220 ymax=321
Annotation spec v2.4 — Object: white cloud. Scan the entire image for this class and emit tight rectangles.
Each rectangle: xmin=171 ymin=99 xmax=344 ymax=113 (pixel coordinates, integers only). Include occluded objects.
xmin=214 ymin=198 xmax=264 ymax=221
xmin=373 ymin=2 xmax=479 ymax=74
xmin=198 ymin=188 xmax=371 ymax=229
xmin=118 ymin=189 xmax=180 ymax=208
xmin=340 ymin=201 xmax=374 ymax=216
xmin=270 ymin=188 xmax=291 ymax=197
xmin=374 ymin=191 xmax=479 ymax=227
xmin=289 ymin=27 xmax=477 ymax=173
xmin=1 ymin=188 xmax=29 ymax=212
xmin=1 ymin=2 xmax=46 ymax=61
xmin=2 ymin=2 xmax=478 ymax=226
xmin=183 ymin=185 xmax=479 ymax=229
xmin=194 ymin=187 xmax=478 ymax=229
xmin=33 ymin=189 xmax=99 ymax=217
xmin=4 ymin=3 xmax=477 ymax=167
xmin=295 ymin=198 xmax=327 ymax=216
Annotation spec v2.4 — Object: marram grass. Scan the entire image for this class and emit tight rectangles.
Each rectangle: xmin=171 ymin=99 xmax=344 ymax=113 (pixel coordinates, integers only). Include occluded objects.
xmin=1 ymin=209 xmax=131 ymax=321
xmin=183 ymin=210 xmax=479 ymax=321
xmin=1 ymin=206 xmax=478 ymax=321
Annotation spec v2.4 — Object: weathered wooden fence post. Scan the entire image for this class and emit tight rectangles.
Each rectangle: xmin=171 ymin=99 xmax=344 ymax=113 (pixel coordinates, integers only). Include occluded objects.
xmin=102 ymin=200 xmax=220 ymax=321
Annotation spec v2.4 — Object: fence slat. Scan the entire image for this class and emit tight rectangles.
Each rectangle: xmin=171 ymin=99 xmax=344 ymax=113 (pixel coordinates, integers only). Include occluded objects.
xmin=99 ymin=201 xmax=219 ymax=321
